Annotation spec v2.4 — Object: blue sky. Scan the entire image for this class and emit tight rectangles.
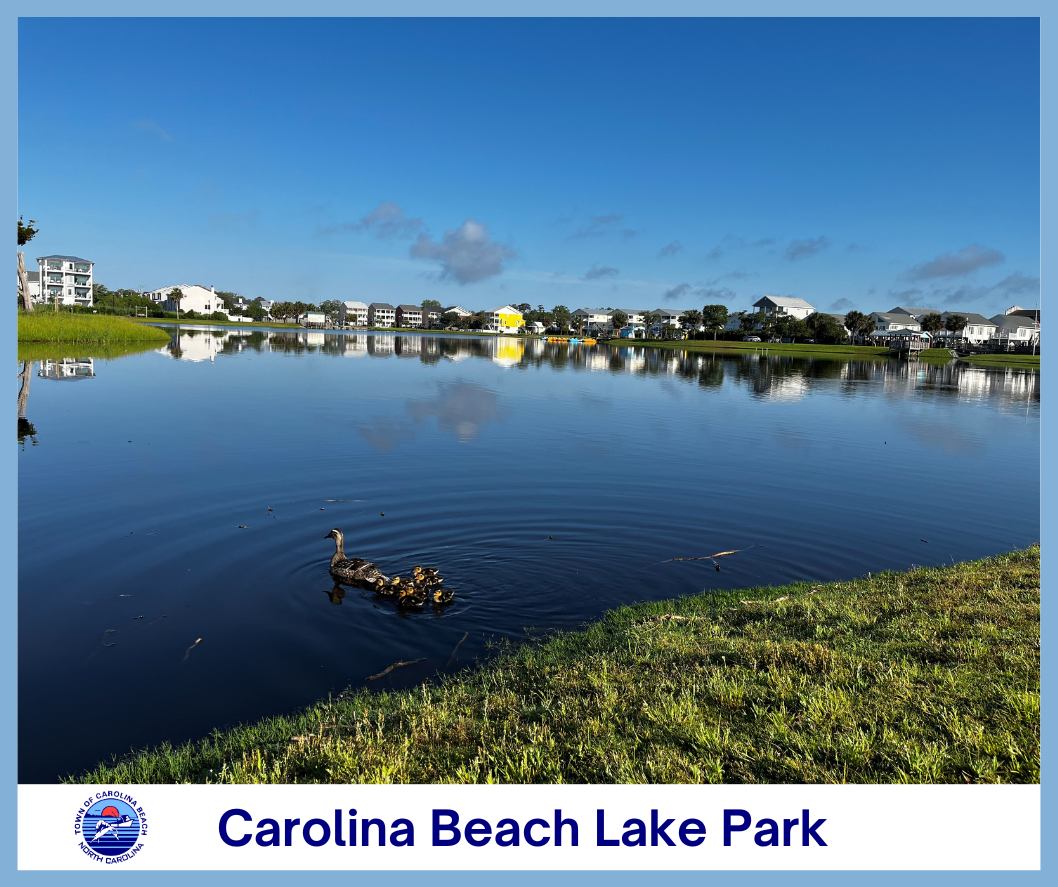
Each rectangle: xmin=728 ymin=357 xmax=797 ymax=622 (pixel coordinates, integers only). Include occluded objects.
xmin=18 ymin=17 xmax=1040 ymax=316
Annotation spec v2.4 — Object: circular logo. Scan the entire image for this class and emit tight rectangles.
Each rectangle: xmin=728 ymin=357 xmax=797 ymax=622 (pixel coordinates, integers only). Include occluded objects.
xmin=82 ymin=798 xmax=142 ymax=857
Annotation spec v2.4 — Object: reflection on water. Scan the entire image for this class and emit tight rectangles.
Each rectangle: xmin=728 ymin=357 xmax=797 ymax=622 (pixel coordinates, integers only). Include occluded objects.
xmin=18 ymin=327 xmax=1040 ymax=782
xmin=38 ymin=358 xmax=96 ymax=381
xmin=157 ymin=327 xmax=1040 ymax=410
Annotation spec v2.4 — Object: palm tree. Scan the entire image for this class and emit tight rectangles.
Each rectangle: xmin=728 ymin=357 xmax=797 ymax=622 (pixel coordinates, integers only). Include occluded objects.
xmin=920 ymin=312 xmax=944 ymax=346
xmin=944 ymin=314 xmax=968 ymax=345
xmin=169 ymin=287 xmax=185 ymax=319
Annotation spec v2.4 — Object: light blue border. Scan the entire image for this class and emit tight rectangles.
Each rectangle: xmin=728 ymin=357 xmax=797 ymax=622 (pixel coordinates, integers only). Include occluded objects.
xmin=6 ymin=2 xmax=1049 ymax=885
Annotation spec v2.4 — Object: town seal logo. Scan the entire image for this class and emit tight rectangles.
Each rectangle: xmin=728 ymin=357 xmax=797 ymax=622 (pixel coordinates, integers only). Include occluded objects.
xmin=74 ymin=793 xmax=147 ymax=864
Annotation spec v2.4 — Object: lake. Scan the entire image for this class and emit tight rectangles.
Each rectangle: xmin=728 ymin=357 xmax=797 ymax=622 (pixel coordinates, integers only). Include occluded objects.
xmin=17 ymin=328 xmax=1040 ymax=782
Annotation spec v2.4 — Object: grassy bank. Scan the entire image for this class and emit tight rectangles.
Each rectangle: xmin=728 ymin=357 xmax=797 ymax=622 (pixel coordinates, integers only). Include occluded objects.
xmin=18 ymin=312 xmax=172 ymax=345
xmin=919 ymin=348 xmax=1040 ymax=370
xmin=607 ymin=339 xmax=891 ymax=358
xmin=961 ymin=353 xmax=1040 ymax=369
xmin=74 ymin=547 xmax=1039 ymax=785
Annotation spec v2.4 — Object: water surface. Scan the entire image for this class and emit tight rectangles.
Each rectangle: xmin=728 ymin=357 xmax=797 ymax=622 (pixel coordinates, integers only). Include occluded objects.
xmin=17 ymin=329 xmax=1040 ymax=781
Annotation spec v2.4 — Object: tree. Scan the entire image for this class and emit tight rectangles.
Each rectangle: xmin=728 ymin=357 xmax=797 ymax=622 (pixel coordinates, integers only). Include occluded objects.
xmin=319 ymin=299 xmax=341 ymax=323
xmin=642 ymin=310 xmax=660 ymax=338
xmin=421 ymin=299 xmax=442 ymax=308
xmin=215 ymin=290 xmax=238 ymax=311
xmin=292 ymin=301 xmax=309 ymax=323
xmin=246 ymin=302 xmax=266 ymax=322
xmin=169 ymin=287 xmax=185 ymax=319
xmin=682 ymin=309 xmax=702 ymax=331
xmin=843 ymin=311 xmax=875 ymax=345
xmin=701 ymin=304 xmax=729 ymax=340
xmin=552 ymin=305 xmax=571 ymax=331
xmin=17 ymin=216 xmax=38 ymax=312
xmin=610 ymin=310 xmax=628 ymax=334
xmin=806 ymin=312 xmax=848 ymax=344
xmin=775 ymin=315 xmax=810 ymax=342
xmin=515 ymin=302 xmax=532 ymax=314
xmin=944 ymin=314 xmax=967 ymax=343
xmin=920 ymin=312 xmax=945 ymax=345
xmin=18 ymin=216 xmax=38 ymax=246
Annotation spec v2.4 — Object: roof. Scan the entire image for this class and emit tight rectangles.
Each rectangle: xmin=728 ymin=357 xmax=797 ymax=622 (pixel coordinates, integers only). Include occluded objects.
xmin=991 ymin=313 xmax=1038 ymax=329
xmin=396 ymin=304 xmax=423 ymax=312
xmin=889 ymin=305 xmax=941 ymax=317
xmin=368 ymin=302 xmax=395 ymax=310
xmin=26 ymin=271 xmax=39 ymax=281
xmin=871 ymin=312 xmax=921 ymax=322
xmin=824 ymin=313 xmax=851 ymax=326
xmin=488 ymin=305 xmax=522 ymax=314
xmin=753 ymin=295 xmax=814 ymax=309
xmin=940 ymin=312 xmax=995 ymax=325
xmin=444 ymin=305 xmax=473 ymax=314
xmin=341 ymin=301 xmax=368 ymax=309
xmin=36 ymin=255 xmax=93 ymax=263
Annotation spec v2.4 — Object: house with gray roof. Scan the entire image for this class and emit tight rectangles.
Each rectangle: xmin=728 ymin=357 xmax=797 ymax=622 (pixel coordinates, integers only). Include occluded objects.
xmin=932 ymin=312 xmax=997 ymax=346
xmin=889 ymin=305 xmax=942 ymax=320
xmin=752 ymin=295 xmax=814 ymax=320
xmin=871 ymin=311 xmax=922 ymax=332
xmin=990 ymin=312 xmax=1039 ymax=349
xmin=367 ymin=302 xmax=396 ymax=326
xmin=37 ymin=254 xmax=94 ymax=307
xmin=396 ymin=304 xmax=424 ymax=328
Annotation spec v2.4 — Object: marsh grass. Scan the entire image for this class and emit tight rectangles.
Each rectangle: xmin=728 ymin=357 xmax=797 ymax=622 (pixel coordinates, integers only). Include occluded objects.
xmin=73 ymin=547 xmax=1039 ymax=785
xmin=18 ymin=312 xmax=172 ymax=345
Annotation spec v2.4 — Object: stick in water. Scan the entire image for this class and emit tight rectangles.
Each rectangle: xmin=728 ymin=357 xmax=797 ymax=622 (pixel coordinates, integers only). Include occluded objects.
xmin=446 ymin=631 xmax=469 ymax=669
xmin=183 ymin=638 xmax=202 ymax=662
xmin=367 ymin=658 xmax=425 ymax=681
xmin=664 ymin=544 xmax=757 ymax=563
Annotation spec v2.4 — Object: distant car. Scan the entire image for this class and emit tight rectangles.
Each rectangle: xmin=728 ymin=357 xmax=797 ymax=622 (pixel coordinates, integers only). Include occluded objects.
xmin=743 ymin=336 xmax=762 ymax=342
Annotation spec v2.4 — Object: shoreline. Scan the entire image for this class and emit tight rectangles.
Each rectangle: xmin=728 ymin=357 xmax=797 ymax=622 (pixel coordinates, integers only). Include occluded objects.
xmin=71 ymin=546 xmax=1040 ymax=785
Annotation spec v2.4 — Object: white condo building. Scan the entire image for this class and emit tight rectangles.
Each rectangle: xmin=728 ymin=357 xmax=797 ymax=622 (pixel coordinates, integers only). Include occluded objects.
xmin=37 ymin=255 xmax=94 ymax=306
xmin=143 ymin=284 xmax=229 ymax=317
xmin=339 ymin=301 xmax=369 ymax=326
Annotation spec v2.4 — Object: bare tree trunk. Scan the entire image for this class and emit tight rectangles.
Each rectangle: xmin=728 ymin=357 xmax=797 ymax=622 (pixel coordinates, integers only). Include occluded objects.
xmin=17 ymin=252 xmax=33 ymax=312
xmin=18 ymin=360 xmax=32 ymax=418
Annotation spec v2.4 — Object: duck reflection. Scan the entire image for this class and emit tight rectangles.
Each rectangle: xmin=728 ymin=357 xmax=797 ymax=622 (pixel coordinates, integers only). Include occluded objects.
xmin=324 ymin=584 xmax=346 ymax=605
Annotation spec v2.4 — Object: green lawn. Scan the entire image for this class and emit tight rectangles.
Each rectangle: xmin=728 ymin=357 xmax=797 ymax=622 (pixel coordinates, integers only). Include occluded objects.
xmin=607 ymin=339 xmax=891 ymax=357
xmin=961 ymin=353 xmax=1040 ymax=369
xmin=73 ymin=547 xmax=1039 ymax=785
xmin=18 ymin=312 xmax=172 ymax=345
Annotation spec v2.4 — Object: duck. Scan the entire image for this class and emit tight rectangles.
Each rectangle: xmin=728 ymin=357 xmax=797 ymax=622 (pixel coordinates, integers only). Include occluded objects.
xmin=431 ymin=587 xmax=454 ymax=606
xmin=324 ymin=529 xmax=389 ymax=586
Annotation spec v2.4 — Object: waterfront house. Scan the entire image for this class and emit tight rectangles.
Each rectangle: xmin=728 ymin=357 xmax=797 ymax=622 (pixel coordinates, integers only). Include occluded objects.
xmin=422 ymin=306 xmax=446 ymax=327
xmin=486 ymin=305 xmax=525 ymax=330
xmin=151 ymin=284 xmax=229 ymax=317
xmin=871 ymin=312 xmax=922 ymax=332
xmin=302 ymin=311 xmax=327 ymax=328
xmin=339 ymin=301 xmax=368 ymax=326
xmin=368 ymin=302 xmax=396 ymax=326
xmin=931 ymin=312 xmax=998 ymax=346
xmin=396 ymin=304 xmax=424 ymax=328
xmin=752 ymin=296 xmax=815 ymax=320
xmin=653 ymin=309 xmax=685 ymax=328
xmin=889 ymin=305 xmax=943 ymax=321
xmin=36 ymin=254 xmax=94 ymax=307
xmin=572 ymin=308 xmax=615 ymax=332
xmin=444 ymin=305 xmax=474 ymax=318
xmin=990 ymin=313 xmax=1039 ymax=350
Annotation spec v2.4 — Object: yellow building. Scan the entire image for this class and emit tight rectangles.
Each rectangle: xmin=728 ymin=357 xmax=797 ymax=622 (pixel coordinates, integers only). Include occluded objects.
xmin=486 ymin=305 xmax=525 ymax=330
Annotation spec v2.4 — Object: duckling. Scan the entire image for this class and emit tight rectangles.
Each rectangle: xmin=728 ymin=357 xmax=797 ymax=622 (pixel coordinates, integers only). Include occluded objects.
xmin=431 ymin=587 xmax=454 ymax=605
xmin=397 ymin=585 xmax=428 ymax=608
xmin=324 ymin=529 xmax=389 ymax=587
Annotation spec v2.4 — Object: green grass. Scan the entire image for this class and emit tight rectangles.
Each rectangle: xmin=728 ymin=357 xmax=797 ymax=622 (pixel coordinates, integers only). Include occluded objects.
xmin=609 ymin=339 xmax=891 ymax=357
xmin=960 ymin=353 xmax=1040 ymax=369
xmin=18 ymin=312 xmax=172 ymax=345
xmin=918 ymin=348 xmax=1039 ymax=370
xmin=72 ymin=547 xmax=1039 ymax=785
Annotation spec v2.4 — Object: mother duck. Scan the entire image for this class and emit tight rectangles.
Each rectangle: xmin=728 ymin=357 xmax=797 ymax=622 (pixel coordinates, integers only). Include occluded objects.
xmin=324 ymin=528 xmax=389 ymax=586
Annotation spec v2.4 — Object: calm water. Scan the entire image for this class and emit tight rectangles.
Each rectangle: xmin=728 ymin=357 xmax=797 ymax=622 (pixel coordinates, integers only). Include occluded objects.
xmin=17 ymin=328 xmax=1040 ymax=782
